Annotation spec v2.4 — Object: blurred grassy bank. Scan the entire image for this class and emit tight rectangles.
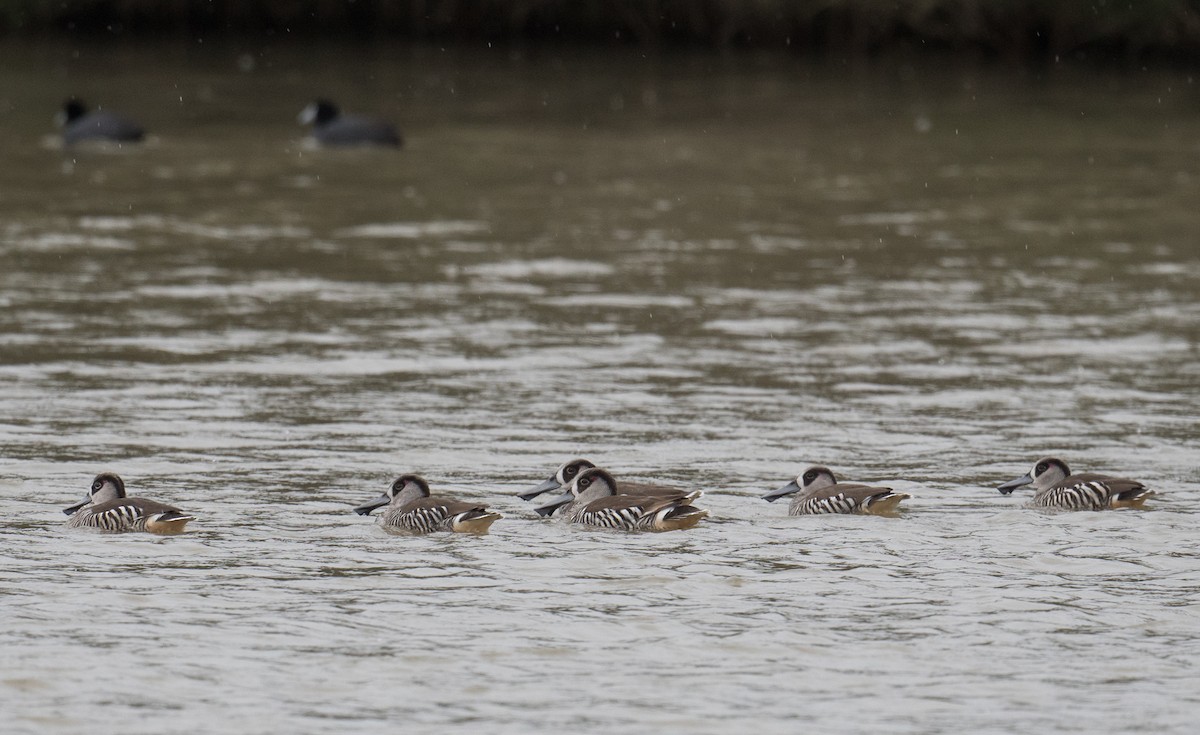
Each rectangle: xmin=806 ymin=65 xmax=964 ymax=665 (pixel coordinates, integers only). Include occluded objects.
xmin=3 ymin=1 xmax=1200 ymax=63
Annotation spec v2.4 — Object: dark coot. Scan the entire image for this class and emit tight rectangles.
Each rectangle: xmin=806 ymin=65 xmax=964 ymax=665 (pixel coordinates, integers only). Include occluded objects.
xmin=57 ymin=98 xmax=145 ymax=145
xmin=298 ymin=99 xmax=402 ymax=147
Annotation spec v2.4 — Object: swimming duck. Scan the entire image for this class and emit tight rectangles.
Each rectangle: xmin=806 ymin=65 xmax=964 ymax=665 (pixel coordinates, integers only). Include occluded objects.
xmin=535 ymin=468 xmax=708 ymax=532
xmin=996 ymin=457 xmax=1154 ymax=510
xmin=762 ymin=466 xmax=910 ymax=515
xmin=354 ymin=474 xmax=500 ymax=533
xmin=63 ymin=472 xmax=193 ymax=534
xmin=519 ymin=458 xmax=688 ymax=518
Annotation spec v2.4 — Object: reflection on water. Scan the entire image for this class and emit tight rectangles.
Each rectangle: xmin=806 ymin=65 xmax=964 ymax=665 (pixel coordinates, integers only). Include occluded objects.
xmin=1 ymin=42 xmax=1198 ymax=734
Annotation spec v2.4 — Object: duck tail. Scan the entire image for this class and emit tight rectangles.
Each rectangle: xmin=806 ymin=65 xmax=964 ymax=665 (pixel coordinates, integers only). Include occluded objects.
xmin=1111 ymin=488 xmax=1155 ymax=510
xmin=144 ymin=511 xmax=195 ymax=535
xmin=451 ymin=510 xmax=501 ymax=534
xmin=864 ymin=491 xmax=911 ymax=515
xmin=654 ymin=504 xmax=709 ymax=531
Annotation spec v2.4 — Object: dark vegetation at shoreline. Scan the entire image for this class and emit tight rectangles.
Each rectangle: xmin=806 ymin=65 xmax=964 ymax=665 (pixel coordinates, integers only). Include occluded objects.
xmin=4 ymin=1 xmax=1200 ymax=64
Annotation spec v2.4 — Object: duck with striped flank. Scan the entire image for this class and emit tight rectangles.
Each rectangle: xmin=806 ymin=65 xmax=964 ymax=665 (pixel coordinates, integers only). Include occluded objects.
xmin=63 ymin=473 xmax=194 ymax=534
xmin=535 ymin=467 xmax=708 ymax=532
xmin=354 ymin=474 xmax=501 ymax=534
xmin=762 ymin=466 xmax=911 ymax=515
xmin=518 ymin=458 xmax=690 ymax=517
xmin=997 ymin=457 xmax=1154 ymax=511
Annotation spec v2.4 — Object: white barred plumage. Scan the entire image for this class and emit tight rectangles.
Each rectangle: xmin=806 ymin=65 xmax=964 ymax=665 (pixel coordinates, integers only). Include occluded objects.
xmin=543 ymin=468 xmax=708 ymax=532
xmin=63 ymin=473 xmax=194 ymax=534
xmin=575 ymin=503 xmax=658 ymax=531
xmin=794 ymin=493 xmax=859 ymax=515
xmin=998 ymin=457 xmax=1154 ymax=511
xmin=763 ymin=466 xmax=910 ymax=516
xmin=354 ymin=474 xmax=501 ymax=534
xmin=1029 ymin=481 xmax=1109 ymax=510
xmin=518 ymin=457 xmax=694 ymax=511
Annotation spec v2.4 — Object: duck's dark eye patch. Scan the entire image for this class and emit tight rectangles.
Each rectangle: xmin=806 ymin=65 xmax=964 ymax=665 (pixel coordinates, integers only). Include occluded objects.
xmin=1036 ymin=463 xmax=1047 ymax=474
xmin=92 ymin=481 xmax=102 ymax=492
xmin=579 ymin=477 xmax=591 ymax=488
xmin=564 ymin=466 xmax=578 ymax=478
xmin=803 ymin=471 xmax=817 ymax=482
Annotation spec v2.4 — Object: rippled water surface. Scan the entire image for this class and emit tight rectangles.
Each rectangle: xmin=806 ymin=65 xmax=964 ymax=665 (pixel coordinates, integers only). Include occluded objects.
xmin=2 ymin=43 xmax=1199 ymax=733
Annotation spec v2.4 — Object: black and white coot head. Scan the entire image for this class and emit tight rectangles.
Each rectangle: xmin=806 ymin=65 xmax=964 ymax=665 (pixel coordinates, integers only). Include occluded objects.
xmin=297 ymin=99 xmax=339 ymax=127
